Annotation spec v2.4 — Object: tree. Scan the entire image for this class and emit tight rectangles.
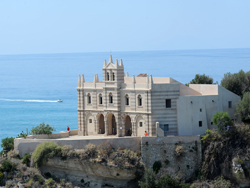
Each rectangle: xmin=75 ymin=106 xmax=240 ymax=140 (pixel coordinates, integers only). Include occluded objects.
xmin=30 ymin=122 xmax=56 ymax=135
xmin=212 ymin=112 xmax=233 ymax=132
xmin=1 ymin=137 xmax=14 ymax=153
xmin=221 ymin=70 xmax=250 ymax=98
xmin=186 ymin=74 xmax=213 ymax=86
xmin=235 ymin=92 xmax=250 ymax=123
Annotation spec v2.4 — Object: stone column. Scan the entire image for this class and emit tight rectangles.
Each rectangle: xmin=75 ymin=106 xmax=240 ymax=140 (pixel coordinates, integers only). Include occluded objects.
xmin=122 ymin=121 xmax=125 ymax=137
xmin=94 ymin=120 xmax=98 ymax=134
xmin=116 ymin=122 xmax=121 ymax=137
xmin=132 ymin=122 xmax=136 ymax=136
xmin=104 ymin=121 xmax=108 ymax=136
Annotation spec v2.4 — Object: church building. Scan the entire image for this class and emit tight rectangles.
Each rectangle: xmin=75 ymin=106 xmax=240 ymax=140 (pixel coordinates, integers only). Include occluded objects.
xmin=77 ymin=56 xmax=240 ymax=137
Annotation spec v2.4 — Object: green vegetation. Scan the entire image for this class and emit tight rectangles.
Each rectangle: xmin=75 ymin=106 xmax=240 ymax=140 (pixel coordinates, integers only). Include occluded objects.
xmin=22 ymin=153 xmax=31 ymax=166
xmin=0 ymin=160 xmax=16 ymax=172
xmin=236 ymin=92 xmax=250 ymax=123
xmin=139 ymin=168 xmax=190 ymax=188
xmin=32 ymin=141 xmax=61 ymax=167
xmin=200 ymin=123 xmax=250 ymax=180
xmin=186 ymin=74 xmax=213 ymax=86
xmin=46 ymin=178 xmax=57 ymax=188
xmin=1 ymin=137 xmax=14 ymax=153
xmin=16 ymin=131 xmax=27 ymax=139
xmin=30 ymin=122 xmax=56 ymax=135
xmin=221 ymin=70 xmax=250 ymax=98
xmin=153 ymin=161 xmax=162 ymax=174
xmin=237 ymin=158 xmax=244 ymax=165
xmin=0 ymin=172 xmax=3 ymax=185
xmin=212 ymin=112 xmax=233 ymax=132
xmin=164 ymin=159 xmax=170 ymax=165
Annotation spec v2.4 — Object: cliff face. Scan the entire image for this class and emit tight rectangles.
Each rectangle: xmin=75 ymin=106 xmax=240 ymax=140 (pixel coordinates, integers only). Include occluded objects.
xmin=40 ymin=157 xmax=137 ymax=188
xmin=201 ymin=125 xmax=250 ymax=187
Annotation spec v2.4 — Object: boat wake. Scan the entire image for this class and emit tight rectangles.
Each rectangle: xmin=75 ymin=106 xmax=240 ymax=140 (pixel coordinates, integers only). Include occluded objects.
xmin=0 ymin=99 xmax=58 ymax=103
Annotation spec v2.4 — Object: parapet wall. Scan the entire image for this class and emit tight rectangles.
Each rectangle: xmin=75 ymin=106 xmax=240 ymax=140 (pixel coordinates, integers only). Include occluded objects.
xmin=14 ymin=137 xmax=141 ymax=158
xmin=141 ymin=136 xmax=202 ymax=179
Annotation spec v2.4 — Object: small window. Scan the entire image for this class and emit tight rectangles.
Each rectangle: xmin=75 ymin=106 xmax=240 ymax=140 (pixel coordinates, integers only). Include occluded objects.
xmin=138 ymin=95 xmax=142 ymax=106
xmin=199 ymin=121 xmax=202 ymax=127
xmin=109 ymin=93 xmax=113 ymax=104
xmin=113 ymin=72 xmax=115 ymax=81
xmin=99 ymin=94 xmax=102 ymax=104
xmin=107 ymin=72 xmax=109 ymax=81
xmin=228 ymin=101 xmax=232 ymax=108
xmin=200 ymin=108 xmax=202 ymax=112
xmin=88 ymin=94 xmax=91 ymax=104
xmin=164 ymin=124 xmax=169 ymax=131
xmin=125 ymin=94 xmax=129 ymax=105
xmin=140 ymin=122 xmax=143 ymax=127
xmin=211 ymin=122 xmax=213 ymax=125
xmin=166 ymin=99 xmax=171 ymax=108
xmin=89 ymin=119 xmax=92 ymax=123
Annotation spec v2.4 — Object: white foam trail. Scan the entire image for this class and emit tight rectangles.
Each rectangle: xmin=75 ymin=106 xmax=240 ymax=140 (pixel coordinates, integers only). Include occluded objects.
xmin=0 ymin=99 xmax=58 ymax=103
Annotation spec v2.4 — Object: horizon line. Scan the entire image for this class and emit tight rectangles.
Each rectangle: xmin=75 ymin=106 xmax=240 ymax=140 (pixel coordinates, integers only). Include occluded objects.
xmin=0 ymin=47 xmax=249 ymax=56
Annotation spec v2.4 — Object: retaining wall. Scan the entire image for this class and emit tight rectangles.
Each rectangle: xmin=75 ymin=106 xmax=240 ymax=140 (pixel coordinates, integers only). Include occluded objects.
xmin=141 ymin=136 xmax=202 ymax=180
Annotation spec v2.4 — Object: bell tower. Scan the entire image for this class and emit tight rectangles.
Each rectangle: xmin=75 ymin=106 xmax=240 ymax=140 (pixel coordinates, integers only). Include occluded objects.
xmin=102 ymin=55 xmax=124 ymax=87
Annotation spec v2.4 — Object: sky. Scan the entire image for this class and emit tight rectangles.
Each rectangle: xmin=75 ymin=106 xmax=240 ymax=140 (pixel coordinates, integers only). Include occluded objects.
xmin=0 ymin=0 xmax=250 ymax=55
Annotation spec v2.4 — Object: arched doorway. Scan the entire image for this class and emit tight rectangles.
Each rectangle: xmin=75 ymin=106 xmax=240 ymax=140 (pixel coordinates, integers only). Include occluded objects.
xmin=124 ymin=115 xmax=132 ymax=136
xmin=107 ymin=113 xmax=117 ymax=135
xmin=98 ymin=114 xmax=105 ymax=134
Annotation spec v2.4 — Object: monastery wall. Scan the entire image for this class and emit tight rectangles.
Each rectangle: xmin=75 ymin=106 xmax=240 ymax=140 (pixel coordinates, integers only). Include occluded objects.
xmin=141 ymin=136 xmax=202 ymax=180
xmin=151 ymin=83 xmax=180 ymax=136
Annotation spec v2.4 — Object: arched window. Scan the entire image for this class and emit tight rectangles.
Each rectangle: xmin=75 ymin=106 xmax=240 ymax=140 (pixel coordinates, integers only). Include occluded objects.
xmin=113 ymin=72 xmax=115 ymax=81
xmin=125 ymin=94 xmax=129 ymax=105
xmin=138 ymin=95 xmax=142 ymax=106
xmin=109 ymin=93 xmax=113 ymax=104
xmin=87 ymin=93 xmax=91 ymax=104
xmin=107 ymin=72 xmax=109 ymax=81
xmin=99 ymin=94 xmax=102 ymax=105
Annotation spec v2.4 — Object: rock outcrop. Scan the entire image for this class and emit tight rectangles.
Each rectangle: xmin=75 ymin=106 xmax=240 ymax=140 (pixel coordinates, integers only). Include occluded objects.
xmin=40 ymin=157 xmax=138 ymax=188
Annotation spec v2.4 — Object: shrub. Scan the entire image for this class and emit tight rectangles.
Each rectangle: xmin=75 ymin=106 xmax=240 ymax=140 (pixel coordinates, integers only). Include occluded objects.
xmin=157 ymin=174 xmax=185 ymax=188
xmin=175 ymin=145 xmax=186 ymax=158
xmin=0 ymin=160 xmax=16 ymax=172
xmin=212 ymin=112 xmax=233 ymax=132
xmin=0 ymin=172 xmax=3 ymax=185
xmin=16 ymin=131 xmax=27 ymax=139
xmin=1 ymin=137 xmax=14 ymax=153
xmin=97 ymin=141 xmax=114 ymax=159
xmin=7 ymin=150 xmax=19 ymax=159
xmin=186 ymin=74 xmax=213 ymax=86
xmin=237 ymin=171 xmax=243 ymax=180
xmin=153 ymin=161 xmax=162 ymax=174
xmin=164 ymin=159 xmax=170 ymax=165
xmin=30 ymin=122 xmax=56 ymax=135
xmin=212 ymin=176 xmax=232 ymax=188
xmin=138 ymin=168 xmax=157 ymax=188
xmin=84 ymin=143 xmax=97 ymax=158
xmin=22 ymin=153 xmax=31 ymax=166
xmin=237 ymin=158 xmax=245 ymax=165
xmin=236 ymin=92 xmax=250 ymax=123
xmin=46 ymin=178 xmax=57 ymax=188
xmin=32 ymin=142 xmax=61 ymax=167
xmin=61 ymin=145 xmax=75 ymax=159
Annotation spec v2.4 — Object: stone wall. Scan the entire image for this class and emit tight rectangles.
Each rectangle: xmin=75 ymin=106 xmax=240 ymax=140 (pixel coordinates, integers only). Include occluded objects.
xmin=141 ymin=136 xmax=202 ymax=180
xmin=15 ymin=137 xmax=141 ymax=158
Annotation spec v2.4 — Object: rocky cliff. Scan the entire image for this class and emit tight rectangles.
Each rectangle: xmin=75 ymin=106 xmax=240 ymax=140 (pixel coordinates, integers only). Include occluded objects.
xmin=40 ymin=157 xmax=138 ymax=188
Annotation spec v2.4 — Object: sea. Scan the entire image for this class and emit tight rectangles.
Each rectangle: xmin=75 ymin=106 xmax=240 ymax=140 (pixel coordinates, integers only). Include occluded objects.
xmin=0 ymin=48 xmax=250 ymax=150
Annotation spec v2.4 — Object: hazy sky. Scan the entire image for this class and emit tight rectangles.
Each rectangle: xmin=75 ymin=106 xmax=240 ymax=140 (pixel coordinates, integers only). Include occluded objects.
xmin=0 ymin=0 xmax=250 ymax=55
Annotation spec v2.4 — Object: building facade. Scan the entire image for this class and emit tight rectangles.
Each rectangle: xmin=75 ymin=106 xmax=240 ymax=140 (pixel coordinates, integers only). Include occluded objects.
xmin=77 ymin=56 xmax=240 ymax=137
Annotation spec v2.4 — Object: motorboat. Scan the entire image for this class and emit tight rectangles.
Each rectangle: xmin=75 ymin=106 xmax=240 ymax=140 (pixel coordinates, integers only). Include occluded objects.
xmin=57 ymin=99 xmax=63 ymax=102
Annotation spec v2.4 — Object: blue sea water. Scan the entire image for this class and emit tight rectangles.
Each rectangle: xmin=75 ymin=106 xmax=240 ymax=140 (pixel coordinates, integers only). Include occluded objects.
xmin=0 ymin=48 xmax=250 ymax=150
